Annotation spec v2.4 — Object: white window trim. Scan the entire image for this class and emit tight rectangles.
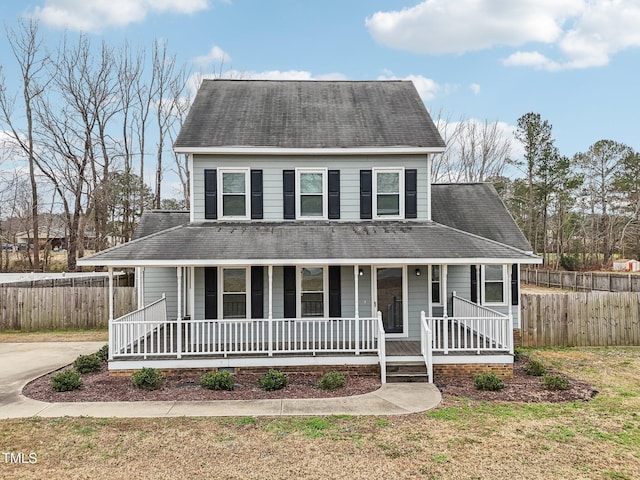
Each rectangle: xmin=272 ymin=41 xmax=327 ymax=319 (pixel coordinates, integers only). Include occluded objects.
xmin=218 ymin=168 xmax=250 ymax=220
xmin=295 ymin=168 xmax=328 ymax=220
xmin=481 ymin=264 xmax=508 ymax=306
xmin=297 ymin=265 xmax=328 ymax=318
xmin=219 ymin=266 xmax=250 ymax=319
xmin=429 ymin=265 xmax=443 ymax=306
xmin=373 ymin=167 xmax=404 ymax=219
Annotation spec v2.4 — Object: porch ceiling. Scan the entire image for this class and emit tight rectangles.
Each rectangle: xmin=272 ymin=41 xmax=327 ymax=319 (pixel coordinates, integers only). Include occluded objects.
xmin=78 ymin=221 xmax=541 ymax=267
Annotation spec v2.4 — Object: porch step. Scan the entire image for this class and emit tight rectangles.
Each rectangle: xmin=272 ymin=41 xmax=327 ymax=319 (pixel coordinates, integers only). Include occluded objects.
xmin=385 ymin=361 xmax=430 ymax=383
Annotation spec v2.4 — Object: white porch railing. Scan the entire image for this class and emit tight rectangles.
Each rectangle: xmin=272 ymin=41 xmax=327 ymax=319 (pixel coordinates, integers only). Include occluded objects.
xmin=420 ymin=311 xmax=433 ymax=383
xmin=426 ymin=294 xmax=512 ymax=354
xmin=111 ymin=295 xmax=167 ymax=359
xmin=111 ymin=314 xmax=380 ymax=360
xmin=376 ymin=312 xmax=386 ymax=384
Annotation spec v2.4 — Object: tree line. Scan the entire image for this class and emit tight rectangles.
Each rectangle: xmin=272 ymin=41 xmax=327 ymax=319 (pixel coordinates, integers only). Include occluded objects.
xmin=0 ymin=20 xmax=191 ymax=271
xmin=1 ymin=21 xmax=637 ymax=272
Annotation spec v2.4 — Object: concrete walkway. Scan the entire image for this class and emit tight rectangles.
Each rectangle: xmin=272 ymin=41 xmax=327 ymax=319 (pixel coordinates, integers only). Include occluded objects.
xmin=0 ymin=342 xmax=441 ymax=419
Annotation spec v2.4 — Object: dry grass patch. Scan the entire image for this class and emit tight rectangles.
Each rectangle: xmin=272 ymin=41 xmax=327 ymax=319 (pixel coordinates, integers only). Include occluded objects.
xmin=2 ymin=347 xmax=640 ymax=480
xmin=0 ymin=330 xmax=108 ymax=343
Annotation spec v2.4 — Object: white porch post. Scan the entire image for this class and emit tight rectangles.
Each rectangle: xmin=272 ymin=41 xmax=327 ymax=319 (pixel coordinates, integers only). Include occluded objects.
xmin=108 ymin=267 xmax=114 ymax=361
xmin=177 ymin=267 xmax=183 ymax=359
xmin=508 ymin=263 xmax=514 ymax=354
xmin=268 ymin=265 xmax=273 ymax=357
xmin=354 ymin=264 xmax=360 ymax=355
xmin=136 ymin=267 xmax=145 ymax=309
xmin=189 ymin=267 xmax=195 ymax=320
xmin=442 ymin=264 xmax=448 ymax=355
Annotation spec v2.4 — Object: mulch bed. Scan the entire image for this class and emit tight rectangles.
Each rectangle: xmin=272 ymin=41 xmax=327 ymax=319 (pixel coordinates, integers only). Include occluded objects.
xmin=22 ymin=355 xmax=597 ymax=404
xmin=437 ymin=354 xmax=597 ymax=403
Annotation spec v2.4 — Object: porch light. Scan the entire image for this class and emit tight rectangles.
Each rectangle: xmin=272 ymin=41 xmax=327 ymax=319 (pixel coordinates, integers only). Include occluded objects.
xmin=415 ymin=268 xmax=421 ymax=276
xmin=358 ymin=268 xmax=364 ymax=276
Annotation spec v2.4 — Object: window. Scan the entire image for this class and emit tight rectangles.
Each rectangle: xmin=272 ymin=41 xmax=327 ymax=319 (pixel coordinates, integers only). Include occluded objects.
xmin=374 ymin=169 xmax=403 ymax=217
xmin=222 ymin=268 xmax=247 ymax=318
xmin=297 ymin=170 xmax=326 ymax=218
xmin=220 ymin=169 xmax=249 ymax=218
xmin=300 ymin=267 xmax=324 ymax=317
xmin=483 ymin=265 xmax=506 ymax=305
xmin=431 ymin=265 xmax=441 ymax=305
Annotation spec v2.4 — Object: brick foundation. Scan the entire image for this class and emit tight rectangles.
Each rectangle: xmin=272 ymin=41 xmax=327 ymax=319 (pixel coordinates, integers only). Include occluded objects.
xmin=109 ymin=364 xmax=380 ymax=378
xmin=513 ymin=328 xmax=522 ymax=347
xmin=433 ymin=363 xmax=513 ymax=380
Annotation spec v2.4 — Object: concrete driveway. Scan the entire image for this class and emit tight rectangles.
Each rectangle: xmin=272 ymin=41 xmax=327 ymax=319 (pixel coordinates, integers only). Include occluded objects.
xmin=0 ymin=342 xmax=441 ymax=418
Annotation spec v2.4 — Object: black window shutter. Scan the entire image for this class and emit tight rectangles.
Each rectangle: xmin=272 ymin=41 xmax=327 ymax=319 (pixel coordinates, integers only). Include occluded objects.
xmin=328 ymin=266 xmax=341 ymax=317
xmin=283 ymin=170 xmax=295 ymax=219
xmin=328 ymin=170 xmax=340 ymax=219
xmin=470 ymin=265 xmax=478 ymax=304
xmin=204 ymin=267 xmax=217 ymax=319
xmin=511 ymin=264 xmax=519 ymax=306
xmin=360 ymin=170 xmax=372 ymax=219
xmin=251 ymin=266 xmax=264 ymax=318
xmin=251 ymin=170 xmax=263 ymax=219
xmin=283 ymin=266 xmax=296 ymax=318
xmin=405 ymin=169 xmax=417 ymax=219
xmin=204 ymin=169 xmax=217 ymax=219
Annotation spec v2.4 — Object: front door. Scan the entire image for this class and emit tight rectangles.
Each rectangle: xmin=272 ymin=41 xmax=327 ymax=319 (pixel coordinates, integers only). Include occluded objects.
xmin=375 ymin=267 xmax=404 ymax=334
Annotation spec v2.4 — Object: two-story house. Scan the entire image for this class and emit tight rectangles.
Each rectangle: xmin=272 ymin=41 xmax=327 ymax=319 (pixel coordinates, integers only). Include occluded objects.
xmin=79 ymin=80 xmax=541 ymax=382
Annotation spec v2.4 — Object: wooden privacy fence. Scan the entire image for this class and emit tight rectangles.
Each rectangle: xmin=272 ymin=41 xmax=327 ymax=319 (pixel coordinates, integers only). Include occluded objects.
xmin=0 ymin=286 xmax=137 ymax=331
xmin=520 ymin=292 xmax=640 ymax=347
xmin=523 ymin=268 xmax=640 ymax=293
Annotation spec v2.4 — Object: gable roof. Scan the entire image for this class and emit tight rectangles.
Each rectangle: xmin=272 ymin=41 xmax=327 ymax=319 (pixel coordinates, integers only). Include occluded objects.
xmin=79 ymin=221 xmax=539 ymax=267
xmin=131 ymin=210 xmax=190 ymax=241
xmin=174 ymin=80 xmax=445 ymax=151
xmin=431 ymin=183 xmax=532 ymax=252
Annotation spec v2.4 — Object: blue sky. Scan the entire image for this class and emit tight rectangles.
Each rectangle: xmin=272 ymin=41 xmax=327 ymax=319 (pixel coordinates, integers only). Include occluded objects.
xmin=2 ymin=0 xmax=640 ymax=165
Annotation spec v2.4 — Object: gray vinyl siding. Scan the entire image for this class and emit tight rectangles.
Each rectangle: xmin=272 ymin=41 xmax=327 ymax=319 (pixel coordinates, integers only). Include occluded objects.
xmin=194 ymin=268 xmax=205 ymax=320
xmin=143 ymin=267 xmax=178 ymax=320
xmin=339 ymin=265 xmax=373 ymax=318
xmin=192 ymin=154 xmax=429 ymax=222
xmin=447 ymin=264 xmax=472 ymax=314
xmin=407 ymin=265 xmax=429 ymax=340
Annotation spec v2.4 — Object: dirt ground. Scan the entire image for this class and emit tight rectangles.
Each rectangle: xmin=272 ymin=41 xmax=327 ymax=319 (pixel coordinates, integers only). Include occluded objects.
xmin=23 ymin=353 xmax=596 ymax=404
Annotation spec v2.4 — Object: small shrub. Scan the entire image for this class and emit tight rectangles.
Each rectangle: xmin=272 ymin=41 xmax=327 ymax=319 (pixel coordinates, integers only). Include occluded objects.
xmin=73 ymin=354 xmax=102 ymax=374
xmin=560 ymin=254 xmax=580 ymax=271
xmin=524 ymin=359 xmax=547 ymax=376
xmin=96 ymin=344 xmax=109 ymax=362
xmin=316 ymin=371 xmax=346 ymax=390
xmin=200 ymin=371 xmax=234 ymax=391
xmin=131 ymin=367 xmax=164 ymax=391
xmin=258 ymin=369 xmax=288 ymax=391
xmin=473 ymin=372 xmax=504 ymax=391
xmin=51 ymin=369 xmax=83 ymax=392
xmin=542 ymin=374 xmax=570 ymax=391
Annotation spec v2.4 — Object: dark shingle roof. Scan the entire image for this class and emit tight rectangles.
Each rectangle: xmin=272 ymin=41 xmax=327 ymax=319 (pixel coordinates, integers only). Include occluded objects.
xmin=131 ymin=211 xmax=190 ymax=241
xmin=174 ymin=80 xmax=445 ymax=150
xmin=431 ymin=183 xmax=532 ymax=252
xmin=81 ymin=221 xmax=538 ymax=265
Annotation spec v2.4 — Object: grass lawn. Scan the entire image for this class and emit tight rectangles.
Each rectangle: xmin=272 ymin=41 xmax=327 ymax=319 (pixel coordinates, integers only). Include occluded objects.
xmin=0 ymin=330 xmax=108 ymax=343
xmin=1 ymin=347 xmax=639 ymax=479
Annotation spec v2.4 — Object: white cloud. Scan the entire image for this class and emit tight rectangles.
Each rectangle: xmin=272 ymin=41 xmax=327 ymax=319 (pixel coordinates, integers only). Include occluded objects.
xmin=31 ymin=0 xmax=210 ymax=32
xmin=469 ymin=83 xmax=481 ymax=95
xmin=377 ymin=72 xmax=441 ymax=101
xmin=366 ymin=0 xmax=582 ymax=54
xmin=194 ymin=46 xmax=231 ymax=68
xmin=367 ymin=0 xmax=640 ymax=71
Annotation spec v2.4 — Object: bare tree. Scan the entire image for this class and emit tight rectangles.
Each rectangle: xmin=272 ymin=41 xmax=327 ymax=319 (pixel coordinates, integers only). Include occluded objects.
xmin=0 ymin=19 xmax=50 ymax=270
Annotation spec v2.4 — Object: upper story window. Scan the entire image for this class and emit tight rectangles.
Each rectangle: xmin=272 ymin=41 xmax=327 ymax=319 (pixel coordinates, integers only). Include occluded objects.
xmin=297 ymin=169 xmax=326 ymax=219
xmin=220 ymin=169 xmax=249 ymax=219
xmin=374 ymin=168 xmax=404 ymax=218
xmin=482 ymin=265 xmax=507 ymax=305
